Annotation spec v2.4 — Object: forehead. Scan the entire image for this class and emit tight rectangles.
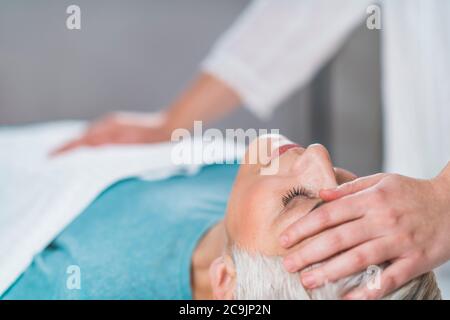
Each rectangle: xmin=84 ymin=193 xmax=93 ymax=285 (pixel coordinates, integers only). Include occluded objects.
xmin=224 ymin=137 xmax=284 ymax=255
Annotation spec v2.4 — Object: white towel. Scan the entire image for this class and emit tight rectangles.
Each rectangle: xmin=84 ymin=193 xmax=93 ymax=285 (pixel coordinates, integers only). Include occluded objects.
xmin=0 ymin=121 xmax=244 ymax=295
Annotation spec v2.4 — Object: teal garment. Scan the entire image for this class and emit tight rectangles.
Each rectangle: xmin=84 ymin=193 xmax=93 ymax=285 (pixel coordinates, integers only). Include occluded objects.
xmin=1 ymin=164 xmax=239 ymax=300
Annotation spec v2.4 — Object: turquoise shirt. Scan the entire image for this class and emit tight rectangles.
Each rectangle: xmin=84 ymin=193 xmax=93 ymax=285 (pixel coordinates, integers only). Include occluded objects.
xmin=1 ymin=164 xmax=239 ymax=300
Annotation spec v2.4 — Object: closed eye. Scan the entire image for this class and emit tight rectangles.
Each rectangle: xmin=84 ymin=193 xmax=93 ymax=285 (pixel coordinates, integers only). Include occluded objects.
xmin=282 ymin=186 xmax=313 ymax=207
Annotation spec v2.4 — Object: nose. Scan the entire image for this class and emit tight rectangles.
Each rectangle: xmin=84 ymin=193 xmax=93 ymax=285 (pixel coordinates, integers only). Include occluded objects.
xmin=290 ymin=144 xmax=337 ymax=194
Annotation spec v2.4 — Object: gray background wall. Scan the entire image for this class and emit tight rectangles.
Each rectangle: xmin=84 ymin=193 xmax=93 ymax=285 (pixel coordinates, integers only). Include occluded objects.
xmin=0 ymin=0 xmax=382 ymax=176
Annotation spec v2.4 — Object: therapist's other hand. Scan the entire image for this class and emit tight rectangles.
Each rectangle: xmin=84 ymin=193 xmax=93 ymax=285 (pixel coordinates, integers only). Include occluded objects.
xmin=280 ymin=169 xmax=450 ymax=299
xmin=50 ymin=73 xmax=242 ymax=157
xmin=50 ymin=112 xmax=171 ymax=156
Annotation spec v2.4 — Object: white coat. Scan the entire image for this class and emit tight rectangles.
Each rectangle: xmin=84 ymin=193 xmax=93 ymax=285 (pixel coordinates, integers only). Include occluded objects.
xmin=203 ymin=0 xmax=450 ymax=179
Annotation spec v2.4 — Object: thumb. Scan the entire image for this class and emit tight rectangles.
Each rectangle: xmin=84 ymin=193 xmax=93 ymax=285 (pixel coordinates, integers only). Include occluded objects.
xmin=320 ymin=173 xmax=387 ymax=201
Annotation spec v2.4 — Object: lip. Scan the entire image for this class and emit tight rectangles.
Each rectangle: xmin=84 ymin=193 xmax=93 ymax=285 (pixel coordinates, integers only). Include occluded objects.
xmin=274 ymin=143 xmax=300 ymax=158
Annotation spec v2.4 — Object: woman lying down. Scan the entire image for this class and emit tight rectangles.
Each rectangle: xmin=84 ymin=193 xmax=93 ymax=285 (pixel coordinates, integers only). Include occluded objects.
xmin=1 ymin=135 xmax=441 ymax=300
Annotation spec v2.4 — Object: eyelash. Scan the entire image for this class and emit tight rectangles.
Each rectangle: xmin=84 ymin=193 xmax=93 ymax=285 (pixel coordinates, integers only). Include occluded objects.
xmin=282 ymin=186 xmax=311 ymax=207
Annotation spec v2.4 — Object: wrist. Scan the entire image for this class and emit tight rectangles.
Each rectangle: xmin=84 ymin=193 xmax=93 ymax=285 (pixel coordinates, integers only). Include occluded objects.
xmin=429 ymin=162 xmax=450 ymax=265
xmin=431 ymin=162 xmax=450 ymax=208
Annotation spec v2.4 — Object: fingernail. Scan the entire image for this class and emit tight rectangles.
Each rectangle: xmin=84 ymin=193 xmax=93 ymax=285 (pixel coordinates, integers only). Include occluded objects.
xmin=319 ymin=189 xmax=335 ymax=199
xmin=279 ymin=235 xmax=289 ymax=247
xmin=301 ymin=272 xmax=317 ymax=289
xmin=283 ymin=258 xmax=296 ymax=272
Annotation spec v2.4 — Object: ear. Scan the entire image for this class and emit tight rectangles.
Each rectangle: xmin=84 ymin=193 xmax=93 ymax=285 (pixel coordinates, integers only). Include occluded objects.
xmin=209 ymin=256 xmax=236 ymax=300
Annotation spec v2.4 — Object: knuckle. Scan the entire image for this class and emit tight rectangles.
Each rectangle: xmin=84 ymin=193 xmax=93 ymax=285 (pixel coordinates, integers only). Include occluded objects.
xmin=315 ymin=209 xmax=331 ymax=228
xmin=406 ymin=230 xmax=417 ymax=245
xmin=398 ymin=231 xmax=415 ymax=247
xmin=285 ymin=227 xmax=299 ymax=243
xmin=352 ymin=251 xmax=368 ymax=268
xmin=344 ymin=181 xmax=356 ymax=193
xmin=329 ymin=233 xmax=344 ymax=250
xmin=390 ymin=173 xmax=403 ymax=182
xmin=382 ymin=275 xmax=397 ymax=292
xmin=296 ymin=225 xmax=310 ymax=241
xmin=292 ymin=252 xmax=308 ymax=268
xmin=372 ymin=186 xmax=388 ymax=203
xmin=384 ymin=174 xmax=404 ymax=189
xmin=385 ymin=173 xmax=401 ymax=183
xmin=414 ymin=248 xmax=427 ymax=261
xmin=383 ymin=208 xmax=400 ymax=228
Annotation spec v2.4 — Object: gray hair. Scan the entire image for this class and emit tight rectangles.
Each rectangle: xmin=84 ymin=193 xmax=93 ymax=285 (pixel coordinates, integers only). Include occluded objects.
xmin=232 ymin=247 xmax=441 ymax=300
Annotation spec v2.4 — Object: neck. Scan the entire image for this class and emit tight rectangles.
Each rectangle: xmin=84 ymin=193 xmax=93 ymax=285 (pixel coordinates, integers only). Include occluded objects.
xmin=191 ymin=221 xmax=226 ymax=299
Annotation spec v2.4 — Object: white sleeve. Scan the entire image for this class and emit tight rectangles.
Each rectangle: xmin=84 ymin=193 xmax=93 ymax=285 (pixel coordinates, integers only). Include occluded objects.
xmin=202 ymin=0 xmax=370 ymax=119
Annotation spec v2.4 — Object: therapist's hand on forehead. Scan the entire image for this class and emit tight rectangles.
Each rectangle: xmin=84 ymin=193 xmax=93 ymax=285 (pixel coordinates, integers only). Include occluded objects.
xmin=279 ymin=164 xmax=450 ymax=299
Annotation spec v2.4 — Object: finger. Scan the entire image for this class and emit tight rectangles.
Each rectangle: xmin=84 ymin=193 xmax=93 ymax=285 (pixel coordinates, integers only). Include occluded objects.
xmin=111 ymin=131 xmax=139 ymax=144
xmin=85 ymin=121 xmax=112 ymax=136
xmin=343 ymin=258 xmax=416 ymax=300
xmin=283 ymin=219 xmax=371 ymax=273
xmin=280 ymin=194 xmax=365 ymax=248
xmin=49 ymin=138 xmax=86 ymax=156
xmin=320 ymin=173 xmax=387 ymax=202
xmin=299 ymin=237 xmax=398 ymax=289
xmin=83 ymin=131 xmax=115 ymax=146
xmin=333 ymin=167 xmax=358 ymax=185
